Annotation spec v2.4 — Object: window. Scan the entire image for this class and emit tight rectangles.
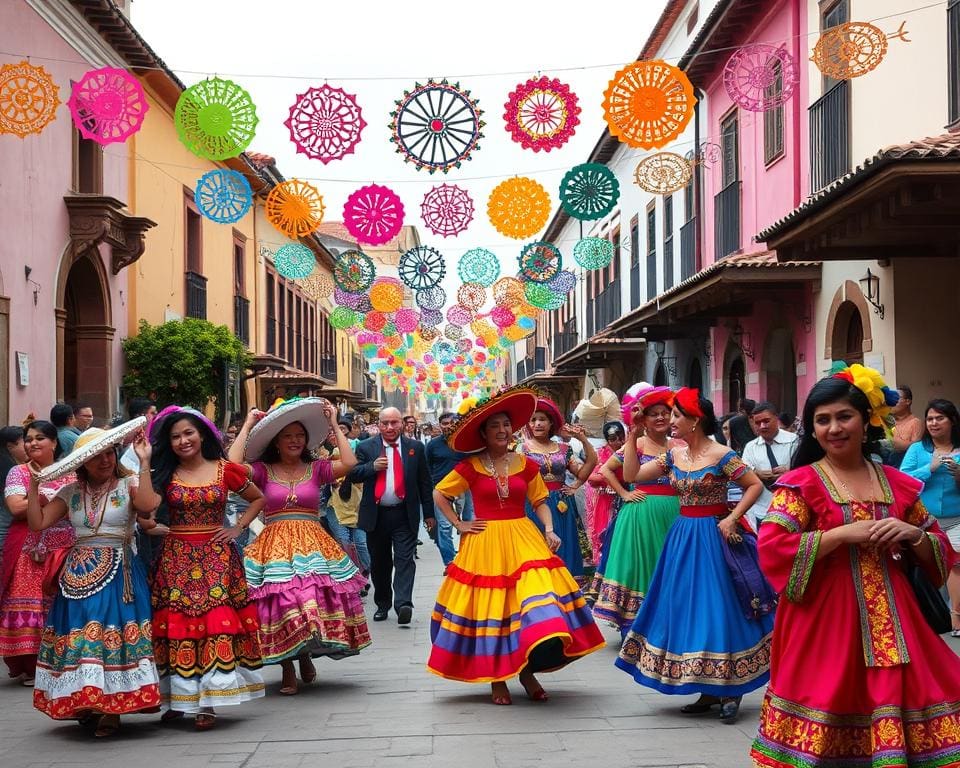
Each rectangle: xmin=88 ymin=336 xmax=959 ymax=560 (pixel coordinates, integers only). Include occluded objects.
xmin=629 ymin=215 xmax=640 ymax=309
xmin=720 ymin=111 xmax=739 ymax=187
xmin=763 ymin=58 xmax=785 ymax=163
xmin=233 ymin=233 xmax=246 ymax=296
xmin=72 ymin=125 xmax=102 ymax=193
xmin=663 ymin=196 xmax=674 ymax=290
xmin=266 ymin=265 xmax=319 ymax=372
xmin=950 ymin=0 xmax=960 ymax=125
xmin=184 ymin=191 xmax=202 ymax=274
xmin=266 ymin=272 xmax=276 ymax=355
xmin=684 ymin=179 xmax=695 ymax=222
xmin=645 ymin=203 xmax=657 ymax=301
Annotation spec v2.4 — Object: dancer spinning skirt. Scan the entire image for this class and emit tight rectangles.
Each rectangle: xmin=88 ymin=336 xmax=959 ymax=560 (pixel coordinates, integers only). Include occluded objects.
xmin=520 ymin=398 xmax=598 ymax=588
xmin=426 ymin=388 xmax=604 ymax=701
xmin=0 ymin=420 xmax=75 ymax=684
xmin=149 ymin=407 xmax=266 ymax=726
xmin=616 ymin=388 xmax=774 ymax=724
xmin=230 ymin=398 xmax=369 ymax=690
xmin=593 ymin=385 xmax=680 ymax=634
xmin=28 ymin=421 xmax=162 ymax=734
xmin=752 ymin=366 xmax=960 ymax=767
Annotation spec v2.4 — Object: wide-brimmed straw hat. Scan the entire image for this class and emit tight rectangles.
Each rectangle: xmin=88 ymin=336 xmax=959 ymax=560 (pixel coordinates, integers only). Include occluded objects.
xmin=449 ymin=387 xmax=539 ymax=453
xmin=39 ymin=416 xmax=147 ymax=482
xmin=573 ymin=388 xmax=621 ymax=437
xmin=243 ymin=397 xmax=331 ymax=462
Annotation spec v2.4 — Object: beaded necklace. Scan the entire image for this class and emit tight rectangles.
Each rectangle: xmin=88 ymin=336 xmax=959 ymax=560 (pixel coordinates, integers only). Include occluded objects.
xmin=266 ymin=462 xmax=312 ymax=507
xmin=479 ymin=452 xmax=511 ymax=500
xmin=82 ymin=478 xmax=114 ymax=530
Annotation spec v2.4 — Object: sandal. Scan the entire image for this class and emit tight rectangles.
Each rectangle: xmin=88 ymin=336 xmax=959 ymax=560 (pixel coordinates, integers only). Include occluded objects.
xmin=298 ymin=655 xmax=317 ymax=684
xmin=160 ymin=709 xmax=185 ymax=723
xmin=490 ymin=682 xmax=512 ymax=706
xmin=95 ymin=714 xmax=120 ymax=738
xmin=195 ymin=713 xmax=217 ymax=731
xmin=680 ymin=694 xmax=721 ymax=714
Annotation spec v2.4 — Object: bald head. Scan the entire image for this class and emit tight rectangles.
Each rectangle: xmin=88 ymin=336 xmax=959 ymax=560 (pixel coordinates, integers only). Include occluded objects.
xmin=379 ymin=408 xmax=402 ymax=442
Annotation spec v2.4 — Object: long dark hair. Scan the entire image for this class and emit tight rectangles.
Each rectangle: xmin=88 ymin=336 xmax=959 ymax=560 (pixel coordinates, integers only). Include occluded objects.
xmin=150 ymin=412 xmax=226 ymax=494
xmin=792 ymin=377 xmax=875 ymax=468
xmin=24 ymin=420 xmax=62 ymax=461
xmin=920 ymin=399 xmax=960 ymax=450
xmin=258 ymin=420 xmax=313 ymax=464
xmin=675 ymin=394 xmax=719 ymax=437
xmin=0 ymin=426 xmax=24 ymax=490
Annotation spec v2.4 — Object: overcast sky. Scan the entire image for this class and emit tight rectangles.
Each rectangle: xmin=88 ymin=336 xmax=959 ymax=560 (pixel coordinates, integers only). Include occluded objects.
xmin=130 ymin=0 xmax=667 ymax=298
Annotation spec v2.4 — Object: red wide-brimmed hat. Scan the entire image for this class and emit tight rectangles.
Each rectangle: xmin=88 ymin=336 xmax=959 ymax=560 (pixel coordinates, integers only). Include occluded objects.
xmin=449 ymin=387 xmax=539 ymax=453
xmin=638 ymin=385 xmax=675 ymax=410
xmin=533 ymin=397 xmax=564 ymax=433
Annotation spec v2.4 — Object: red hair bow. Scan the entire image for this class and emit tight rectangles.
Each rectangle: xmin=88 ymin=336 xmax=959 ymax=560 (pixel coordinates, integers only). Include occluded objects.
xmin=674 ymin=387 xmax=704 ymax=418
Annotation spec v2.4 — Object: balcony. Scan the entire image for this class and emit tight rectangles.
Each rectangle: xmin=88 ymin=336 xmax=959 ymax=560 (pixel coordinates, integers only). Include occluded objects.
xmin=680 ymin=217 xmax=697 ymax=280
xmin=553 ymin=318 xmax=577 ymax=360
xmin=185 ymin=271 xmax=207 ymax=320
xmin=233 ymin=295 xmax=250 ymax=347
xmin=809 ymin=80 xmax=850 ymax=192
xmin=320 ymin=355 xmax=337 ymax=381
xmin=516 ymin=360 xmax=526 ymax=383
xmin=592 ymin=279 xmax=621 ymax=333
xmin=714 ymin=181 xmax=741 ymax=259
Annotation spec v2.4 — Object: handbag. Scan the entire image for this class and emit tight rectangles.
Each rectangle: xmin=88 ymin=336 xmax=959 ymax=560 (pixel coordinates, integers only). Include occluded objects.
xmin=40 ymin=547 xmax=70 ymax=597
xmin=719 ymin=530 xmax=778 ymax=621
xmin=906 ymin=558 xmax=951 ymax=635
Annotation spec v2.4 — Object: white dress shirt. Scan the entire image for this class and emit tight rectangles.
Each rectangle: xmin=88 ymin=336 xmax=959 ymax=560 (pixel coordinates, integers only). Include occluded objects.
xmin=741 ymin=429 xmax=799 ymax=527
xmin=380 ymin=438 xmax=403 ymax=506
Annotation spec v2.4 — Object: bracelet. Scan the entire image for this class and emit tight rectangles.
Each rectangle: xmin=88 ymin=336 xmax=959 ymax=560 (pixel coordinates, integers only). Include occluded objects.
xmin=912 ymin=529 xmax=926 ymax=547
xmin=138 ymin=467 xmax=151 ymax=474
xmin=545 ymin=527 xmax=554 ymax=534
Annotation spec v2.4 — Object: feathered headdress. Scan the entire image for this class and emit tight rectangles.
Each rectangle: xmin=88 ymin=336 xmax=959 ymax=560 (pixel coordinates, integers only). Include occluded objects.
xmin=831 ymin=362 xmax=898 ymax=431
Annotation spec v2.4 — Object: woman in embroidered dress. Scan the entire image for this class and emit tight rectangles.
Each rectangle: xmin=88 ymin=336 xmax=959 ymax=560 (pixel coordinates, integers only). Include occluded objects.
xmin=592 ymin=385 xmax=681 ymax=637
xmin=27 ymin=421 xmax=162 ymax=737
xmin=519 ymin=398 xmax=598 ymax=587
xmin=751 ymin=367 xmax=960 ymax=768
xmin=615 ymin=388 xmax=774 ymax=724
xmin=0 ymin=421 xmax=76 ymax=686
xmin=229 ymin=398 xmax=370 ymax=696
xmin=585 ymin=421 xmax=625 ymax=568
xmin=149 ymin=407 xmax=265 ymax=731
xmin=426 ymin=388 xmax=605 ymax=704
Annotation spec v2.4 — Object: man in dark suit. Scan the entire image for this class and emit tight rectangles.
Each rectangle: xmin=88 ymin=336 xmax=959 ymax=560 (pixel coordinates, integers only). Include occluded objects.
xmin=348 ymin=406 xmax=436 ymax=624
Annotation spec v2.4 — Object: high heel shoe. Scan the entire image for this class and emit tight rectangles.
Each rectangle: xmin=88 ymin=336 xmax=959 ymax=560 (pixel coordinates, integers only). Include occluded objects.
xmin=719 ymin=696 xmax=741 ymax=724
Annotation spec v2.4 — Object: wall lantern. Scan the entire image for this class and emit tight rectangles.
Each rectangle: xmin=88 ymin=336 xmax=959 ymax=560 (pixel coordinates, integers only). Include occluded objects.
xmin=858 ymin=268 xmax=884 ymax=319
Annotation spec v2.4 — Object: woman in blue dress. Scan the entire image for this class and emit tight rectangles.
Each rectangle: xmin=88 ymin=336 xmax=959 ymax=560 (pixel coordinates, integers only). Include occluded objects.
xmin=615 ymin=388 xmax=774 ymax=724
xmin=519 ymin=397 xmax=597 ymax=587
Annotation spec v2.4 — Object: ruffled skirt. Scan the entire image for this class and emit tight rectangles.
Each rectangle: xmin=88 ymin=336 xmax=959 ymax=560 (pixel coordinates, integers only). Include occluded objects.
xmin=243 ymin=519 xmax=370 ymax=664
xmin=33 ymin=547 xmax=160 ymax=719
xmin=427 ymin=516 xmax=604 ymax=683
xmin=527 ymin=491 xmax=590 ymax=585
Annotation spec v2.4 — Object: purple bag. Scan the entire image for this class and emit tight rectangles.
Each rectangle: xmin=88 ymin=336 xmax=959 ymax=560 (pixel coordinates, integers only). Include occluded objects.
xmin=720 ymin=530 xmax=778 ymax=621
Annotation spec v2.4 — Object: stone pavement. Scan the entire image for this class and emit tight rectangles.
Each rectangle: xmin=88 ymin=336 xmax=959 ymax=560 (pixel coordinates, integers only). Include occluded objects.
xmin=12 ymin=535 xmax=952 ymax=768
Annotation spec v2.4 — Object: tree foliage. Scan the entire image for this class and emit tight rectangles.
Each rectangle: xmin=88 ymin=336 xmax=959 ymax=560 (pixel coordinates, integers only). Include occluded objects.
xmin=122 ymin=319 xmax=251 ymax=409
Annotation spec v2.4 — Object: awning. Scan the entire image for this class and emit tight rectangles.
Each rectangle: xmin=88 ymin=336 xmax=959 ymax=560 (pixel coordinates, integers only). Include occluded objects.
xmin=553 ymin=339 xmax=647 ymax=374
xmin=258 ymin=372 xmax=336 ymax=391
xmin=602 ymin=252 xmax=820 ymax=338
xmin=518 ymin=372 xmax=582 ymax=388
xmin=759 ymin=134 xmax=960 ymax=262
xmin=316 ymin=387 xmax=366 ymax=405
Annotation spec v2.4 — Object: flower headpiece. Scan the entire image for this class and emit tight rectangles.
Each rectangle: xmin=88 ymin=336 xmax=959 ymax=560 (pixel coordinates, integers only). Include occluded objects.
xmin=831 ymin=363 xmax=898 ymax=429
xmin=674 ymin=387 xmax=705 ymax=418
xmin=620 ymin=381 xmax=652 ymax=424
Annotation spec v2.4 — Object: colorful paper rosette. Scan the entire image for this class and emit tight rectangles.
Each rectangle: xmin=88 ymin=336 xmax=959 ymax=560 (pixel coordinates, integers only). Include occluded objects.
xmin=0 ymin=60 xmax=60 ymax=138
xmin=265 ymin=179 xmax=325 ymax=238
xmin=602 ymin=60 xmax=696 ymax=149
xmin=573 ymin=237 xmax=614 ymax=270
xmin=503 ymin=75 xmax=580 ymax=152
xmin=285 ymin=84 xmax=365 ymax=163
xmin=333 ymin=250 xmax=377 ymax=294
xmin=67 ymin=67 xmax=148 ymax=145
xmin=633 ymin=152 xmax=693 ymax=195
xmin=457 ymin=248 xmax=500 ymax=287
xmin=722 ymin=44 xmax=799 ymax=112
xmin=343 ymin=184 xmax=404 ymax=246
xmin=420 ymin=184 xmax=474 ymax=237
xmin=518 ymin=242 xmax=562 ymax=283
xmin=174 ymin=77 xmax=258 ymax=160
xmin=274 ymin=243 xmax=315 ymax=280
xmin=194 ymin=169 xmax=253 ymax=224
xmin=487 ymin=177 xmax=551 ymax=239
xmin=399 ymin=246 xmax=446 ymax=291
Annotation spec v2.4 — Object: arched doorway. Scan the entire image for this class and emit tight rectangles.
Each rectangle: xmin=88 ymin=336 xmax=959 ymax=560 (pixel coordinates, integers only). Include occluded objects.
xmin=725 ymin=343 xmax=745 ymax=413
xmin=59 ymin=252 xmax=113 ymax=419
xmin=762 ymin=328 xmax=797 ymax=416
xmin=688 ymin=358 xmax=703 ymax=391
xmin=832 ymin=300 xmax=864 ymax=364
xmin=653 ymin=360 xmax=667 ymax=387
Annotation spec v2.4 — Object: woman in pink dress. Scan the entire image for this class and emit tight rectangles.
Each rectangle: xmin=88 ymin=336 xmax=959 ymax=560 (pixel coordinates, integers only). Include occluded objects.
xmin=752 ymin=365 xmax=960 ymax=767
xmin=0 ymin=420 xmax=75 ymax=685
xmin=585 ymin=422 xmax=625 ymax=567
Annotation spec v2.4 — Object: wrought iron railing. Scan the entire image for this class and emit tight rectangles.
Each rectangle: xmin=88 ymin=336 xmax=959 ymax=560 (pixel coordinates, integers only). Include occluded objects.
xmin=809 ymin=80 xmax=850 ymax=192
xmin=680 ymin=218 xmax=697 ymax=280
xmin=714 ymin=182 xmax=741 ymax=259
xmin=185 ymin=271 xmax=207 ymax=320
xmin=233 ymin=295 xmax=249 ymax=347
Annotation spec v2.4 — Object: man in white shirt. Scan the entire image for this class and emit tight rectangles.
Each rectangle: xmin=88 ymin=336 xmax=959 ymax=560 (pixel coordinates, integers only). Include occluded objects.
xmin=741 ymin=402 xmax=799 ymax=531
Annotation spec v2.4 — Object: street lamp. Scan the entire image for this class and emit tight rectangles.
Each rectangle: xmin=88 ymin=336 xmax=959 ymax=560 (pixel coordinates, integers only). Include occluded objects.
xmin=858 ymin=268 xmax=884 ymax=319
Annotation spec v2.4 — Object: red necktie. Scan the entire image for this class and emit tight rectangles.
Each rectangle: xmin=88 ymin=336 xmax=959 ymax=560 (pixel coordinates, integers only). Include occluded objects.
xmin=374 ymin=443 xmax=406 ymax=503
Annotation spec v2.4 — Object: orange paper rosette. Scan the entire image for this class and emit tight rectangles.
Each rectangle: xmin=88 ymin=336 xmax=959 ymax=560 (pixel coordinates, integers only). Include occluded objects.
xmin=602 ymin=60 xmax=696 ymax=150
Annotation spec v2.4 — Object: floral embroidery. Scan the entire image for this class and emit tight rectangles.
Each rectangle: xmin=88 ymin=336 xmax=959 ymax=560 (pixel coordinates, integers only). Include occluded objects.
xmin=765 ymin=487 xmax=811 ymax=532
xmin=785 ymin=532 xmax=821 ymax=603
xmin=59 ymin=546 xmax=121 ymax=599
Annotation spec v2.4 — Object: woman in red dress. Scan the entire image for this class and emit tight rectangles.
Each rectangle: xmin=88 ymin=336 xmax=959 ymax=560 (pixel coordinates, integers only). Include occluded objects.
xmin=752 ymin=365 xmax=960 ymax=767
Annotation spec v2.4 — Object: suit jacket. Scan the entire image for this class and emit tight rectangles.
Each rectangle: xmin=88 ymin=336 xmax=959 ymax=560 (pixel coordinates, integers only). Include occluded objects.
xmin=347 ymin=435 xmax=436 ymax=533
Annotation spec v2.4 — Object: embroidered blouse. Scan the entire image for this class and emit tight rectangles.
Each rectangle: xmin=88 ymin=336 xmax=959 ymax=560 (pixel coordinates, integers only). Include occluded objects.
xmin=436 ymin=456 xmax=549 ymax=521
xmin=656 ymin=449 xmax=747 ymax=506
xmin=56 ymin=475 xmax=139 ymax=541
xmin=519 ymin=441 xmax=574 ymax=489
xmin=166 ymin=460 xmax=249 ymax=528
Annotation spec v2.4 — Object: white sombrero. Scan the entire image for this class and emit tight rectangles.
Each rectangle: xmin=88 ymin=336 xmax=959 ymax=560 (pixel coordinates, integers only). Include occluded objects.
xmin=243 ymin=397 xmax=331 ymax=462
xmin=573 ymin=387 xmax=622 ymax=437
xmin=38 ymin=416 xmax=147 ymax=482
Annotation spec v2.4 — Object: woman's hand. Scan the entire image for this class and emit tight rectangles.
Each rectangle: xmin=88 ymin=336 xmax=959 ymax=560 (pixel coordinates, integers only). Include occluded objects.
xmin=456 ymin=519 xmax=488 ymax=535
xmin=132 ymin=431 xmax=151 ymax=463
xmin=545 ymin=531 xmax=561 ymax=552
xmin=842 ymin=519 xmax=878 ymax=545
xmin=627 ymin=421 xmax=644 ymax=441
xmin=213 ymin=525 xmax=243 ymax=543
xmin=562 ymin=423 xmax=587 ymax=442
xmin=244 ymin=408 xmax=266 ymax=429
xmin=718 ymin=515 xmax=742 ymax=543
xmin=146 ymin=523 xmax=169 ymax=537
xmin=620 ymin=488 xmax=647 ymax=503
xmin=868 ymin=518 xmax=923 ymax=547
xmin=560 ymin=485 xmax=578 ymax=497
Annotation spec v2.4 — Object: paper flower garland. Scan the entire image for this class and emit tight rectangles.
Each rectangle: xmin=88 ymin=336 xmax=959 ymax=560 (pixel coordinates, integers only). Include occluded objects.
xmin=274 ymin=243 xmax=316 ymax=279
xmin=633 ymin=152 xmax=693 ymax=195
xmin=723 ymin=45 xmax=799 ymax=112
xmin=194 ymin=169 xmax=253 ymax=223
xmin=487 ymin=177 xmax=551 ymax=239
xmin=0 ymin=61 xmax=60 ymax=138
xmin=811 ymin=21 xmax=892 ymax=80
xmin=389 ymin=79 xmax=484 ymax=173
xmin=574 ymin=237 xmax=614 ymax=270
xmin=524 ymin=281 xmax=565 ymax=310
xmin=333 ymin=250 xmax=377 ymax=293
xmin=547 ymin=269 xmax=577 ymax=295
xmin=174 ymin=77 xmax=258 ymax=160
xmin=492 ymin=276 xmax=526 ymax=307
xmin=456 ymin=282 xmax=486 ymax=311
xmin=420 ymin=184 xmax=474 ymax=237
xmin=330 ymin=306 xmax=360 ymax=330
xmin=67 ymin=67 xmax=148 ymax=145
xmin=343 ymin=184 xmax=404 ymax=246
xmin=458 ymin=248 xmax=500 ymax=286
xmin=559 ymin=163 xmax=620 ymax=221
xmin=285 ymin=84 xmax=365 ymax=163
xmin=518 ymin=242 xmax=562 ymax=283
xmin=399 ymin=246 xmax=446 ymax=290
xmin=503 ymin=76 xmax=580 ymax=152
xmin=415 ymin=286 xmax=447 ymax=311
xmin=369 ymin=277 xmax=405 ymax=313
xmin=265 ymin=179 xmax=325 ymax=238
xmin=299 ymin=271 xmax=335 ymax=301
xmin=602 ymin=60 xmax=696 ymax=149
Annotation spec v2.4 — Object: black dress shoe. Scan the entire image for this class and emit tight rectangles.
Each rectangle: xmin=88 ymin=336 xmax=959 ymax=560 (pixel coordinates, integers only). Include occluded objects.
xmin=373 ymin=608 xmax=389 ymax=621
xmin=397 ymin=605 xmax=413 ymax=625
xmin=719 ymin=696 xmax=741 ymax=724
